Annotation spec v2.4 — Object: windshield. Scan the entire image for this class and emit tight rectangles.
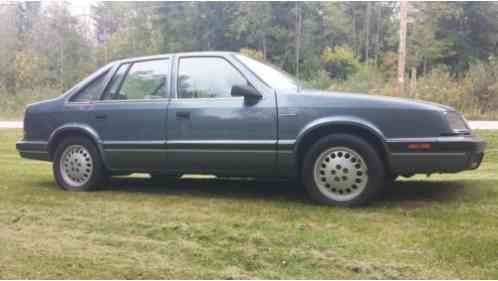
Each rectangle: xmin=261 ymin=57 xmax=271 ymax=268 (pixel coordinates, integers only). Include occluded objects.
xmin=235 ymin=54 xmax=299 ymax=91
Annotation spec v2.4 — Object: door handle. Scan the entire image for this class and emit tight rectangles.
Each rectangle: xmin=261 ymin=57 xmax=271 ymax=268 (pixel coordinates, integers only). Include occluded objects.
xmin=95 ymin=114 xmax=107 ymax=120
xmin=176 ymin=111 xmax=191 ymax=119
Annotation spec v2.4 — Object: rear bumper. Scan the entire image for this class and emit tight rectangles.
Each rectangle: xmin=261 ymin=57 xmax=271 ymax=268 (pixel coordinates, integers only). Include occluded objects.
xmin=16 ymin=139 xmax=50 ymax=161
xmin=387 ymin=135 xmax=486 ymax=174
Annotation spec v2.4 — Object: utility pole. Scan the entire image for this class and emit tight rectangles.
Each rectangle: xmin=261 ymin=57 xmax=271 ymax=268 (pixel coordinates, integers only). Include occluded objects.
xmin=397 ymin=1 xmax=408 ymax=96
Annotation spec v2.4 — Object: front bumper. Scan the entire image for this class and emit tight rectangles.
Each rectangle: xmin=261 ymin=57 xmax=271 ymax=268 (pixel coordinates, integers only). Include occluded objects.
xmin=16 ymin=139 xmax=50 ymax=161
xmin=387 ymin=134 xmax=486 ymax=174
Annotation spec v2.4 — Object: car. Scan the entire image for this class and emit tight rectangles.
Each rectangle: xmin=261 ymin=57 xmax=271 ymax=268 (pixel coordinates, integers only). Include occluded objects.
xmin=16 ymin=51 xmax=486 ymax=206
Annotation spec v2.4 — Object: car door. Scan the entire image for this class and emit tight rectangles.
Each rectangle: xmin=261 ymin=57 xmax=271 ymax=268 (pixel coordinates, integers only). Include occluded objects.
xmin=89 ymin=58 xmax=171 ymax=172
xmin=165 ymin=55 xmax=277 ymax=176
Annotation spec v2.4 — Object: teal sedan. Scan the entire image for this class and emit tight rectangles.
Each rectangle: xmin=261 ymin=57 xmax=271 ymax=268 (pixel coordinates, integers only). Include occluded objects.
xmin=16 ymin=52 xmax=485 ymax=206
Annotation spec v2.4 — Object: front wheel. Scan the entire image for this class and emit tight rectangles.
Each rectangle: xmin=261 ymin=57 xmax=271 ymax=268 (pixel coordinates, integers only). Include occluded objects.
xmin=53 ymin=137 xmax=105 ymax=191
xmin=302 ymin=134 xmax=385 ymax=207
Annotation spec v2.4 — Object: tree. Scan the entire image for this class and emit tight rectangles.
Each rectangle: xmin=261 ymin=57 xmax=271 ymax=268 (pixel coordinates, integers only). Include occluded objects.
xmin=91 ymin=2 xmax=123 ymax=44
xmin=0 ymin=4 xmax=19 ymax=93
xmin=15 ymin=49 xmax=49 ymax=89
xmin=15 ymin=1 xmax=41 ymax=45
xmin=27 ymin=2 xmax=94 ymax=90
xmin=406 ymin=2 xmax=498 ymax=76
xmin=229 ymin=2 xmax=272 ymax=58
xmin=435 ymin=2 xmax=498 ymax=74
xmin=321 ymin=45 xmax=361 ymax=80
xmin=398 ymin=1 xmax=408 ymax=96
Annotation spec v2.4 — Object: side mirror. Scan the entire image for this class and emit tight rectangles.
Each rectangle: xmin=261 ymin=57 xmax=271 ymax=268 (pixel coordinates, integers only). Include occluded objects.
xmin=231 ymin=85 xmax=262 ymax=100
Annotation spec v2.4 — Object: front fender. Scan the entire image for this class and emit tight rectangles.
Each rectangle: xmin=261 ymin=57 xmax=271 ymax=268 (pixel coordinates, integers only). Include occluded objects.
xmin=294 ymin=116 xmax=390 ymax=164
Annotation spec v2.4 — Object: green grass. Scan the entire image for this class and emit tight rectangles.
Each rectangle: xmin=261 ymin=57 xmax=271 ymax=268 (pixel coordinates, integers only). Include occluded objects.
xmin=1 ymin=129 xmax=498 ymax=279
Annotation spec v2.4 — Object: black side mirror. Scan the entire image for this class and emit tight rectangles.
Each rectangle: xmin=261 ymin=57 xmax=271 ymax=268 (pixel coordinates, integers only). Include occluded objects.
xmin=231 ymin=85 xmax=262 ymax=100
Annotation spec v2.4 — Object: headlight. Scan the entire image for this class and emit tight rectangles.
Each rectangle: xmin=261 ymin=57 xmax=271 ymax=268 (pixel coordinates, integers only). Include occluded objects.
xmin=446 ymin=111 xmax=470 ymax=133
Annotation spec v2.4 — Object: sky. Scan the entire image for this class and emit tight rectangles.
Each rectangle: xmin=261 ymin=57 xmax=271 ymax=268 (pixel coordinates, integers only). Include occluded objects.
xmin=66 ymin=0 xmax=95 ymax=16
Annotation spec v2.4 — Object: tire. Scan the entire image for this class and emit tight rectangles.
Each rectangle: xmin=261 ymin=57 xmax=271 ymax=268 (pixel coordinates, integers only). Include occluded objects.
xmin=302 ymin=134 xmax=385 ymax=207
xmin=53 ymin=137 xmax=105 ymax=191
xmin=386 ymin=173 xmax=398 ymax=183
xmin=382 ymin=173 xmax=398 ymax=195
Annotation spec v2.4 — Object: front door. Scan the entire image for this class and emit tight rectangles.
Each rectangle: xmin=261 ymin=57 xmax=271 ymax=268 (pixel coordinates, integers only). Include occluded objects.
xmin=165 ymin=55 xmax=277 ymax=176
xmin=89 ymin=58 xmax=171 ymax=172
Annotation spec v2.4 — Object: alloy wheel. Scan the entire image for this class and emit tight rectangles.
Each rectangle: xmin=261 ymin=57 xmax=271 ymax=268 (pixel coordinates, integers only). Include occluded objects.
xmin=313 ymin=146 xmax=368 ymax=202
xmin=59 ymin=145 xmax=94 ymax=187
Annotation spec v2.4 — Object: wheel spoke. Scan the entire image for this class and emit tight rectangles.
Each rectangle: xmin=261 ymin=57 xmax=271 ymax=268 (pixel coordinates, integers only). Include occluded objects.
xmin=59 ymin=145 xmax=93 ymax=188
xmin=313 ymin=147 xmax=368 ymax=201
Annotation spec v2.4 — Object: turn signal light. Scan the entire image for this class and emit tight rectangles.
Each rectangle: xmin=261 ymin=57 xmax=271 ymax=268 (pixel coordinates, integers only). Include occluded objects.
xmin=407 ymin=143 xmax=432 ymax=150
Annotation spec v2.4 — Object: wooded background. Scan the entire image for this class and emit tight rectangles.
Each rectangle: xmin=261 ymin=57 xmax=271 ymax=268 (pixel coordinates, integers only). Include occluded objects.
xmin=1 ymin=1 xmax=498 ymax=119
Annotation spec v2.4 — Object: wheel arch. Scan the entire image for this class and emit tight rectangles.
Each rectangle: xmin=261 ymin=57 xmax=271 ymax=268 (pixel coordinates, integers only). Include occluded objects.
xmin=294 ymin=117 xmax=391 ymax=174
xmin=48 ymin=124 xmax=107 ymax=167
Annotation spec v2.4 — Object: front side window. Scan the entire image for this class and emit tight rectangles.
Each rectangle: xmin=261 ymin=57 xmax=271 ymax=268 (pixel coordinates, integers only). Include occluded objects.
xmin=177 ymin=57 xmax=248 ymax=99
xmin=70 ymin=71 xmax=108 ymax=102
xmin=105 ymin=59 xmax=170 ymax=100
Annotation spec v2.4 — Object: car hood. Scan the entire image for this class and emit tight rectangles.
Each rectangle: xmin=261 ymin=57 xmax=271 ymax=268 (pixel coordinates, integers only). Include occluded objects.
xmin=295 ymin=89 xmax=455 ymax=112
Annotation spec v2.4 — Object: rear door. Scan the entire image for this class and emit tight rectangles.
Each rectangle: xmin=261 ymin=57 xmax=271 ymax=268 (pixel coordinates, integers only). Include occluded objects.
xmin=165 ymin=55 xmax=277 ymax=176
xmin=89 ymin=58 xmax=171 ymax=172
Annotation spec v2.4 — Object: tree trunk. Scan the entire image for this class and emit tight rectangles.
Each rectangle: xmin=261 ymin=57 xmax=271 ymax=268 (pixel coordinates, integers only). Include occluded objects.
xmin=423 ymin=57 xmax=427 ymax=75
xmin=262 ymin=34 xmax=267 ymax=60
xmin=295 ymin=1 xmax=301 ymax=79
xmin=357 ymin=7 xmax=363 ymax=60
xmin=397 ymin=1 xmax=408 ymax=96
xmin=60 ymin=36 xmax=64 ymax=91
xmin=410 ymin=67 xmax=417 ymax=98
xmin=365 ymin=2 xmax=371 ymax=64
xmin=375 ymin=4 xmax=382 ymax=66
xmin=352 ymin=10 xmax=357 ymax=56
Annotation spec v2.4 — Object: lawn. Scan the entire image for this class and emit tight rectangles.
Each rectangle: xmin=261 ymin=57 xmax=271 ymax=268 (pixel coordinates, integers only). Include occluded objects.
xmin=0 ymin=129 xmax=497 ymax=279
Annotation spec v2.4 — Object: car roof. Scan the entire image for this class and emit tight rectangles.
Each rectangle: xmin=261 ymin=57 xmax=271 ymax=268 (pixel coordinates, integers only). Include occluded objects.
xmin=113 ymin=51 xmax=239 ymax=65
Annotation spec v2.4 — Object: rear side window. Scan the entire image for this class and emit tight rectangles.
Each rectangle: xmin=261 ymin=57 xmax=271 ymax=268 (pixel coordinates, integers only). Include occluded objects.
xmin=70 ymin=71 xmax=108 ymax=102
xmin=102 ymin=64 xmax=130 ymax=100
xmin=105 ymin=59 xmax=170 ymax=100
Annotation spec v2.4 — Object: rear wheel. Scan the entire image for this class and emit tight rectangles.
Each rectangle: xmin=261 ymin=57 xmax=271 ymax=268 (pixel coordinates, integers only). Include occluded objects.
xmin=302 ymin=134 xmax=385 ymax=207
xmin=53 ymin=137 xmax=105 ymax=191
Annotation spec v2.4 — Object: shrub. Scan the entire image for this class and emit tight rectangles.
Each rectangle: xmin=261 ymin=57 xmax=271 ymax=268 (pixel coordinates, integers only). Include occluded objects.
xmin=239 ymin=48 xmax=264 ymax=60
xmin=15 ymin=50 xmax=50 ymax=90
xmin=321 ymin=45 xmax=361 ymax=80
xmin=379 ymin=51 xmax=398 ymax=80
xmin=464 ymin=57 xmax=498 ymax=116
xmin=310 ymin=61 xmax=498 ymax=120
xmin=323 ymin=64 xmax=390 ymax=94
xmin=0 ymin=87 xmax=61 ymax=120
xmin=304 ymin=69 xmax=332 ymax=90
